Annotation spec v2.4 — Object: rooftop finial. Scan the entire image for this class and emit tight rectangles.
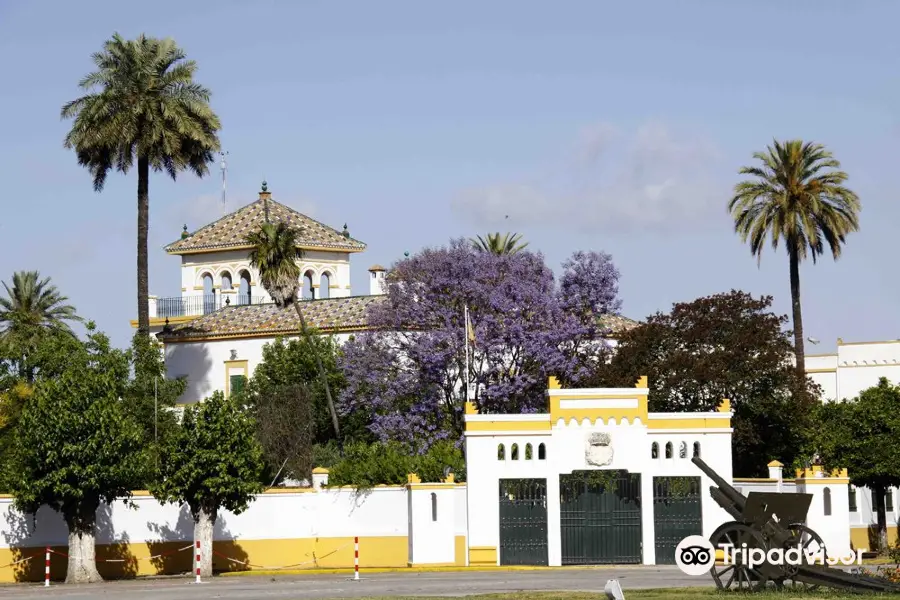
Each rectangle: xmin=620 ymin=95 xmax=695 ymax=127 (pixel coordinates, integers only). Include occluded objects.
xmin=342 ymin=223 xmax=350 ymax=238
xmin=181 ymin=224 xmax=189 ymax=239
xmin=261 ymin=180 xmax=268 ymax=192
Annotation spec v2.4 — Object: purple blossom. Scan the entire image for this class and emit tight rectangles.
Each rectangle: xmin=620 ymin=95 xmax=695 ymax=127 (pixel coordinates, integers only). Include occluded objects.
xmin=337 ymin=238 xmax=621 ymax=447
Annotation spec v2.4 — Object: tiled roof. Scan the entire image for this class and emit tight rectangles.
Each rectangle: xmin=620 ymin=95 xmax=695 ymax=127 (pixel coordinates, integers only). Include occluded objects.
xmin=164 ymin=194 xmax=366 ymax=254
xmin=599 ymin=313 xmax=641 ymax=333
xmin=158 ymin=296 xmax=381 ymax=341
xmin=158 ymin=294 xmax=642 ymax=342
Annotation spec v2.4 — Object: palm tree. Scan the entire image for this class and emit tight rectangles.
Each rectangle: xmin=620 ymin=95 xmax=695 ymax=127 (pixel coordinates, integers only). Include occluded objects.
xmin=246 ymin=222 xmax=341 ymax=441
xmin=0 ymin=271 xmax=82 ymax=380
xmin=61 ymin=34 xmax=221 ymax=338
xmin=729 ymin=139 xmax=860 ymax=377
xmin=471 ymin=232 xmax=529 ymax=255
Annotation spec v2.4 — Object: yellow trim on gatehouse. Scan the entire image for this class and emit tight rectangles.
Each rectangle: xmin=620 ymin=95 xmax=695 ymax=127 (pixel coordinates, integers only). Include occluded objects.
xmin=455 ymin=536 xmax=467 ymax=566
xmin=465 ymin=420 xmax=552 ymax=432
xmin=468 ymin=546 xmax=497 ymax=566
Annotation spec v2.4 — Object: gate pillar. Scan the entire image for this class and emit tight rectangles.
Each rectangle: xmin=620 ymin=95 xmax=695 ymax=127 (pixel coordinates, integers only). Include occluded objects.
xmin=546 ymin=471 xmax=562 ymax=566
xmin=641 ymin=473 xmax=655 ymax=565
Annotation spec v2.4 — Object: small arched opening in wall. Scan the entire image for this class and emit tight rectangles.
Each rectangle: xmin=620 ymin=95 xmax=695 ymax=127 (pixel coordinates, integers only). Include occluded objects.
xmin=679 ymin=441 xmax=688 ymax=459
xmin=220 ymin=270 xmax=233 ymax=291
xmin=665 ymin=442 xmax=673 ymax=459
xmin=693 ymin=441 xmax=701 ymax=458
xmin=525 ymin=443 xmax=533 ymax=460
xmin=651 ymin=442 xmax=659 ymax=459
xmin=823 ymin=487 xmax=832 ymax=516
xmin=538 ymin=443 xmax=546 ymax=460
xmin=431 ymin=492 xmax=437 ymax=521
xmin=201 ymin=272 xmax=215 ymax=314
xmin=238 ymin=270 xmax=252 ymax=304
xmin=302 ymin=270 xmax=315 ymax=299
xmin=497 ymin=444 xmax=505 ymax=460
xmin=319 ymin=272 xmax=332 ymax=299
xmin=511 ymin=443 xmax=519 ymax=460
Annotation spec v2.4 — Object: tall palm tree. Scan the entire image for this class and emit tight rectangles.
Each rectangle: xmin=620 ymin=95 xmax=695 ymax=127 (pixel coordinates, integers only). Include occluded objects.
xmin=729 ymin=139 xmax=860 ymax=378
xmin=471 ymin=232 xmax=529 ymax=255
xmin=245 ymin=222 xmax=341 ymax=441
xmin=0 ymin=271 xmax=82 ymax=380
xmin=61 ymin=33 xmax=221 ymax=338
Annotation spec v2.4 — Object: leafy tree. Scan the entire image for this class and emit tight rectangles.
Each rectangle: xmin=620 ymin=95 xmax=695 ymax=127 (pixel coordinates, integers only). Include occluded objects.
xmin=327 ymin=440 xmax=465 ymax=488
xmin=471 ymin=232 xmax=529 ymax=255
xmin=810 ymin=378 xmax=900 ymax=554
xmin=0 ymin=271 xmax=82 ymax=380
xmin=246 ymin=221 xmax=341 ymax=441
xmin=338 ymin=239 xmax=622 ymax=446
xmin=152 ymin=391 xmax=265 ymax=577
xmin=61 ymin=34 xmax=222 ymax=337
xmin=247 ymin=381 xmax=315 ymax=486
xmin=8 ymin=324 xmax=144 ymax=583
xmin=729 ymin=140 xmax=860 ymax=377
xmin=123 ymin=332 xmax=186 ymax=485
xmin=589 ymin=290 xmax=819 ymax=477
xmin=246 ymin=335 xmax=371 ymax=446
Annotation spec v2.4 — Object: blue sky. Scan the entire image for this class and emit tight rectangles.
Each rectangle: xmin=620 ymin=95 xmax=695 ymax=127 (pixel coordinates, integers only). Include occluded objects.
xmin=1 ymin=1 xmax=898 ymax=352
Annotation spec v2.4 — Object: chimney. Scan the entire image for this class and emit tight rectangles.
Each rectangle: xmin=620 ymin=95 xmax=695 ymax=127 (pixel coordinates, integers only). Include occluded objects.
xmin=368 ymin=265 xmax=386 ymax=296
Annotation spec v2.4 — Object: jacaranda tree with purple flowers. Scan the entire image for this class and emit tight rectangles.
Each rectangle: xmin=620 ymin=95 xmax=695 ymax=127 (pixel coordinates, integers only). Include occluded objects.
xmin=337 ymin=238 xmax=622 ymax=449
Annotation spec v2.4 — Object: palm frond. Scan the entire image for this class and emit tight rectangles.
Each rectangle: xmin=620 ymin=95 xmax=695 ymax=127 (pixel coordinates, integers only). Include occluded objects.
xmin=245 ymin=223 xmax=303 ymax=308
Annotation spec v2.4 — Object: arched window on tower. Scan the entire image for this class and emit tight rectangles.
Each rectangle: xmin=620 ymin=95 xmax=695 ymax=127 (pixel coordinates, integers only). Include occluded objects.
xmin=320 ymin=273 xmax=331 ymax=299
xmin=302 ymin=271 xmax=315 ymax=299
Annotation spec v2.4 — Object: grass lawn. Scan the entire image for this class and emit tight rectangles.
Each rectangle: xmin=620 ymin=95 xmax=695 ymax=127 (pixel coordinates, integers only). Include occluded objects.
xmin=348 ymin=591 xmax=898 ymax=599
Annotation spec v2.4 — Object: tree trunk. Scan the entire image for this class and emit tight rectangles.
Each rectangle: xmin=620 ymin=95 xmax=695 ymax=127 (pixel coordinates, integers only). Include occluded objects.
xmin=875 ymin=486 xmax=889 ymax=554
xmin=137 ymin=156 xmax=150 ymax=337
xmin=64 ymin=519 xmax=102 ymax=584
xmin=293 ymin=302 xmax=341 ymax=441
xmin=194 ymin=506 xmax=216 ymax=578
xmin=788 ymin=246 xmax=806 ymax=381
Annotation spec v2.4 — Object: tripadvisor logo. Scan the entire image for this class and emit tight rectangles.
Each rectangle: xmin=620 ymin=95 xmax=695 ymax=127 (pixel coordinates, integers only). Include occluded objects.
xmin=674 ymin=535 xmax=865 ymax=576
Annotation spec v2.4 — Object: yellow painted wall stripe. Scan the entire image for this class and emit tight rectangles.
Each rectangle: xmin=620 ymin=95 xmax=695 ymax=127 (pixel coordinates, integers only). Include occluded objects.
xmin=465 ymin=420 xmax=551 ymax=432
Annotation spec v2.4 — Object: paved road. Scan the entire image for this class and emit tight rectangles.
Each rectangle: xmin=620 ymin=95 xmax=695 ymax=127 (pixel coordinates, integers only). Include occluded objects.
xmin=0 ymin=567 xmax=710 ymax=599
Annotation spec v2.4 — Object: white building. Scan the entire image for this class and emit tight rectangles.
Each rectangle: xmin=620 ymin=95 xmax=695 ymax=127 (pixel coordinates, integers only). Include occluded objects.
xmin=805 ymin=338 xmax=900 ymax=402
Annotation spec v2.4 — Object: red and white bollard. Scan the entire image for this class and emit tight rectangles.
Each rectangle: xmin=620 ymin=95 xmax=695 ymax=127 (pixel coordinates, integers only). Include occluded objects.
xmin=44 ymin=547 xmax=50 ymax=587
xmin=195 ymin=540 xmax=201 ymax=584
xmin=354 ymin=536 xmax=359 ymax=580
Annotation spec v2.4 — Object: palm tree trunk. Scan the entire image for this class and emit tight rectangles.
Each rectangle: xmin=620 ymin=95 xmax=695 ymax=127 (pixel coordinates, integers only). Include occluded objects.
xmin=137 ymin=156 xmax=150 ymax=337
xmin=789 ymin=246 xmax=805 ymax=380
xmin=292 ymin=302 xmax=341 ymax=441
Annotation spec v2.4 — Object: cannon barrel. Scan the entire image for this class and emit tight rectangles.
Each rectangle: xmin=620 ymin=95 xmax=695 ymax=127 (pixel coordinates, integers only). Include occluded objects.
xmin=691 ymin=456 xmax=746 ymax=511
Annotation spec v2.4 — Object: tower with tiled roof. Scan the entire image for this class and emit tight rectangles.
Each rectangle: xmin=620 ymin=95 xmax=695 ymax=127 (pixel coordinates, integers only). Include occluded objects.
xmin=132 ymin=182 xmax=367 ymax=336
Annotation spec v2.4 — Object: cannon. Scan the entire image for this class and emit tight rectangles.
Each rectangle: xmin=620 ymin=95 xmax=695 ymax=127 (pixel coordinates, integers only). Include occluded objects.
xmin=692 ymin=456 xmax=900 ymax=593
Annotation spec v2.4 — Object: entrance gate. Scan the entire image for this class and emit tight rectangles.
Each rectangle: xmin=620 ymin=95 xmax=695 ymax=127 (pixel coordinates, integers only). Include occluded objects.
xmin=498 ymin=478 xmax=548 ymax=565
xmin=653 ymin=476 xmax=703 ymax=564
xmin=560 ymin=470 xmax=642 ymax=564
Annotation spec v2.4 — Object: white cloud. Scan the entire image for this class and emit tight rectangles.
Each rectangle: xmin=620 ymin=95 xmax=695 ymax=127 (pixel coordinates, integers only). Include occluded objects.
xmin=451 ymin=121 xmax=728 ymax=234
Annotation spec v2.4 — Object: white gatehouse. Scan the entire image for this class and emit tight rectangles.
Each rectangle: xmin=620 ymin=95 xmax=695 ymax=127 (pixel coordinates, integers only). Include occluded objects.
xmin=463 ymin=375 xmax=736 ymax=566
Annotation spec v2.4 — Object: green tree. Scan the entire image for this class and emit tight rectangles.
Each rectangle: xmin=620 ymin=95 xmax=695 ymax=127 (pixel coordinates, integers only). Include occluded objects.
xmin=810 ymin=378 xmax=900 ymax=554
xmin=152 ymin=391 xmax=265 ymax=577
xmin=588 ymin=290 xmax=820 ymax=477
xmin=470 ymin=232 xmax=529 ymax=255
xmin=8 ymin=324 xmax=144 ymax=583
xmin=729 ymin=140 xmax=860 ymax=377
xmin=0 ymin=271 xmax=82 ymax=380
xmin=247 ymin=336 xmax=371 ymax=446
xmin=245 ymin=221 xmax=341 ymax=441
xmin=61 ymin=34 xmax=222 ymax=337
xmin=123 ymin=332 xmax=186 ymax=485
xmin=327 ymin=440 xmax=465 ymax=488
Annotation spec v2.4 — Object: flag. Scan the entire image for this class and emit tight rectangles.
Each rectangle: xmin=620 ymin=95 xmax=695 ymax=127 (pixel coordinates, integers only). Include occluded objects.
xmin=466 ymin=309 xmax=476 ymax=347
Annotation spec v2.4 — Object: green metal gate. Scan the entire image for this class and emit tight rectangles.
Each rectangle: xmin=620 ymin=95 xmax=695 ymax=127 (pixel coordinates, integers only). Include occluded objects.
xmin=498 ymin=479 xmax=548 ymax=565
xmin=560 ymin=470 xmax=642 ymax=564
xmin=653 ymin=476 xmax=703 ymax=564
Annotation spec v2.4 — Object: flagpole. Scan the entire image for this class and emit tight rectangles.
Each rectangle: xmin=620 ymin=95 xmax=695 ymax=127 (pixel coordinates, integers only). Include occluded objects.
xmin=464 ymin=304 xmax=471 ymax=401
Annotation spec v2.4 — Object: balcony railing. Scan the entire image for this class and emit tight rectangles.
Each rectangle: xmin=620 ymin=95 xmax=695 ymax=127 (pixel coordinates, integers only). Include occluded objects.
xmin=155 ymin=294 xmax=270 ymax=318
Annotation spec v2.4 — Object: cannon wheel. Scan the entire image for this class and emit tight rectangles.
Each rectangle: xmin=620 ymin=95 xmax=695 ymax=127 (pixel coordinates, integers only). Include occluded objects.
xmin=774 ymin=523 xmax=827 ymax=591
xmin=709 ymin=522 xmax=771 ymax=591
